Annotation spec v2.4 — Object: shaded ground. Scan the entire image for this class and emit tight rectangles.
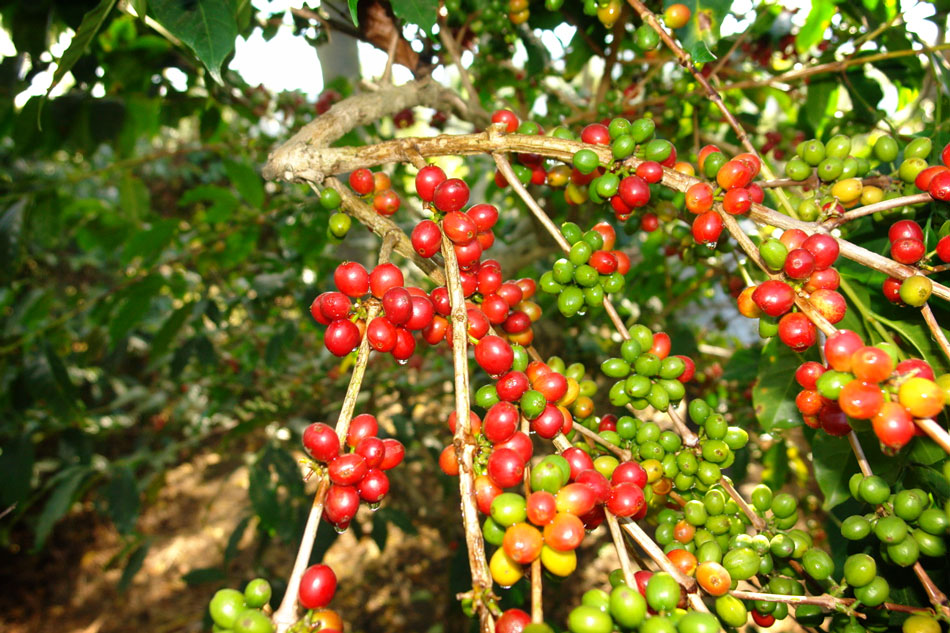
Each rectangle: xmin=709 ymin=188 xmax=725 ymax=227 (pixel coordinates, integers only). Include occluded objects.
xmin=0 ymin=450 xmax=462 ymax=633
xmin=0 ymin=445 xmax=627 ymax=633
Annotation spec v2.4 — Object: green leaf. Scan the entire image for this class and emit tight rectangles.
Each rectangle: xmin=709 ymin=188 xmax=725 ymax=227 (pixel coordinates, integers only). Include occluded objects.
xmin=44 ymin=344 xmax=79 ymax=409
xmin=674 ymin=0 xmax=731 ymax=57
xmin=0 ymin=435 xmax=35 ymax=508
xmin=907 ymin=438 xmax=947 ymax=467
xmin=223 ymin=159 xmax=264 ymax=208
xmin=347 ymin=0 xmax=359 ymax=26
xmin=390 ymin=0 xmax=438 ymax=35
xmin=148 ymin=0 xmax=238 ymax=84
xmin=182 ymin=566 xmax=227 ymax=585
xmin=875 ymin=314 xmax=949 ymax=375
xmin=180 ymin=185 xmax=239 ymax=223
xmin=150 ymin=301 xmax=195 ymax=360
xmin=120 ymin=219 xmax=177 ymax=266
xmin=35 ymin=466 xmax=89 ymax=550
xmin=118 ymin=540 xmax=151 ymax=592
xmin=106 ymin=465 xmax=140 ymax=534
xmin=46 ymin=0 xmax=119 ymax=99
xmin=802 ymin=78 xmax=837 ymax=136
xmin=0 ymin=199 xmax=26 ymax=282
xmin=118 ymin=173 xmax=150 ymax=222
xmin=687 ymin=41 xmax=717 ymax=63
xmin=753 ymin=338 xmax=813 ymax=430
xmin=796 ymin=1 xmax=836 ymax=54
xmin=224 ymin=515 xmax=251 ymax=562
xmin=110 ymin=275 xmax=165 ymax=346
xmin=810 ymin=432 xmax=857 ymax=510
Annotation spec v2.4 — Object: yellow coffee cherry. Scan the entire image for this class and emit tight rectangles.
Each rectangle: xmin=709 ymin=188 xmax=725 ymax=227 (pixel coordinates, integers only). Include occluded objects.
xmin=831 ymin=177 xmax=863 ymax=203
xmin=860 ymin=185 xmax=884 ymax=205
xmin=490 ymin=548 xmax=524 ymax=587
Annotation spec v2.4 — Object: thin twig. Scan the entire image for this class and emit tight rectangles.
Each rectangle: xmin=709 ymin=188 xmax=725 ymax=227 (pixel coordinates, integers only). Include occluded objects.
xmin=828 ymin=193 xmax=932 ymax=227
xmin=438 ymin=21 xmax=489 ymax=124
xmin=720 ymin=477 xmax=765 ymax=531
xmin=273 ymin=285 xmax=385 ymax=632
xmin=572 ymin=423 xmax=631 ymax=459
xmin=605 ymin=512 xmax=639 ymax=587
xmin=442 ymin=232 xmax=496 ymax=632
xmin=921 ymin=304 xmax=950 ymax=365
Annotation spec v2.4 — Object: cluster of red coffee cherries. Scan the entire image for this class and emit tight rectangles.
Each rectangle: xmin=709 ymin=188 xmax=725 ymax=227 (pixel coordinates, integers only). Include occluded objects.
xmin=311 ymin=261 xmax=437 ymax=360
xmin=736 ymin=229 xmax=842 ymax=351
xmin=914 ymin=142 xmax=950 ymax=202
xmin=348 ymin=168 xmax=401 ymax=216
xmin=793 ymin=330 xmax=947 ymax=449
xmin=411 ymin=165 xmax=498 ymax=264
xmin=686 ymin=147 xmax=766 ymax=246
xmin=881 ymin=219 xmax=950 ymax=306
xmin=302 ymin=414 xmax=405 ymax=530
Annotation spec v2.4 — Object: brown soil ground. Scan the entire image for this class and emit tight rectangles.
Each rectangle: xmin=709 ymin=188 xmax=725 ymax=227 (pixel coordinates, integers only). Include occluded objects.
xmin=0 ymin=450 xmax=626 ymax=633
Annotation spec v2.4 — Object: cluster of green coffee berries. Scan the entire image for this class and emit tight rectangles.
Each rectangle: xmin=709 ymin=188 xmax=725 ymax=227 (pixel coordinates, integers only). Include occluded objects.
xmin=208 ymin=578 xmax=273 ymax=633
xmin=784 ymin=133 xmax=933 ymax=221
xmin=540 ymin=222 xmax=629 ymax=316
xmin=313 ymin=187 xmax=350 ymax=241
xmin=841 ymin=473 xmax=949 ymax=567
xmin=600 ymin=325 xmax=689 ymax=412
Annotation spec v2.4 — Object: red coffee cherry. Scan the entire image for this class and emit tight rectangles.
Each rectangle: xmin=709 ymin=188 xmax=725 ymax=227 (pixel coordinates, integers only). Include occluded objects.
xmin=325 ymin=319 xmax=361 ymax=356
xmin=299 ymin=564 xmax=337 ymax=609
xmin=303 ymin=422 xmax=341 ymax=462
xmin=752 ymin=280 xmax=795 ymax=317
xmin=349 ymin=168 xmax=375 ymax=195
xmin=369 ymin=263 xmax=404 ymax=298
xmin=802 ymin=234 xmax=839 ymax=269
xmin=415 ymin=165 xmax=447 ymax=201
xmin=334 ymin=262 xmax=370 ymax=297
xmin=432 ymin=178 xmax=470 ymax=213
xmin=411 ymin=220 xmax=443 ymax=258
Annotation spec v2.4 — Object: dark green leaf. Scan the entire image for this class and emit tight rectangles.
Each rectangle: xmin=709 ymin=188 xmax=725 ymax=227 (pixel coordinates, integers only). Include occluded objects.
xmin=224 ymin=515 xmax=251 ymax=562
xmin=374 ymin=506 xmax=417 ymax=534
xmin=802 ymin=78 xmax=837 ymax=136
xmin=371 ymin=510 xmax=389 ymax=551
xmin=35 ymin=466 xmax=89 ymax=550
xmin=390 ymin=0 xmax=438 ymax=35
xmin=120 ymin=219 xmax=177 ymax=266
xmin=118 ymin=540 xmax=151 ymax=592
xmin=810 ymin=433 xmax=857 ymax=510
xmin=904 ymin=465 xmax=950 ymax=504
xmin=43 ymin=344 xmax=80 ymax=411
xmin=129 ymin=0 xmax=149 ymax=16
xmin=180 ymin=185 xmax=239 ymax=223
xmin=753 ymin=338 xmax=814 ymax=430
xmin=149 ymin=0 xmax=238 ymax=84
xmin=110 ymin=275 xmax=165 ymax=346
xmin=150 ymin=301 xmax=195 ymax=360
xmin=46 ymin=0 xmax=119 ymax=99
xmin=347 ymin=0 xmax=359 ymax=26
xmin=106 ymin=465 xmax=140 ymax=534
xmin=0 ymin=199 xmax=25 ymax=282
xmin=0 ymin=435 xmax=34 ymax=508
xmin=118 ymin=173 xmax=150 ymax=222
xmin=182 ymin=566 xmax=227 ymax=585
xmin=907 ymin=438 xmax=947 ymax=467
xmin=223 ymin=159 xmax=265 ymax=208
xmin=722 ymin=346 xmax=759 ymax=383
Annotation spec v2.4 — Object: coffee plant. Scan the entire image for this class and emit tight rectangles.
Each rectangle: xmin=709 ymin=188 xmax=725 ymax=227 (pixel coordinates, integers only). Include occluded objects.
xmin=4 ymin=1 xmax=950 ymax=633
